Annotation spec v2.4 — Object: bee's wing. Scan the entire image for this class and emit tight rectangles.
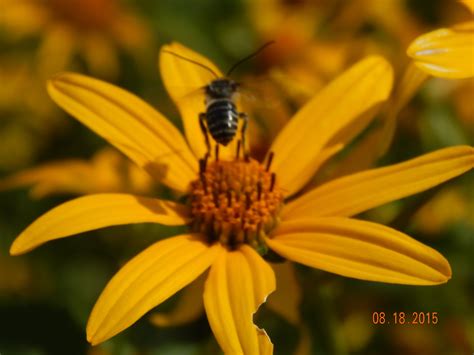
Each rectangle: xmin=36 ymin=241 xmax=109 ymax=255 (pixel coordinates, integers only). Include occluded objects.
xmin=237 ymin=77 xmax=293 ymax=140
xmin=237 ymin=78 xmax=282 ymax=110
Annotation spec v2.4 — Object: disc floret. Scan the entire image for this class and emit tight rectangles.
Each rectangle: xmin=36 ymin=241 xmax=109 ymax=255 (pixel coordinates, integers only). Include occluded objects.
xmin=189 ymin=154 xmax=283 ymax=250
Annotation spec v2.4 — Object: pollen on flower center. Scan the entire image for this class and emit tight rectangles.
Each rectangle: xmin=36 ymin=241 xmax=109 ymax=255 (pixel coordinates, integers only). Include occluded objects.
xmin=189 ymin=152 xmax=284 ymax=250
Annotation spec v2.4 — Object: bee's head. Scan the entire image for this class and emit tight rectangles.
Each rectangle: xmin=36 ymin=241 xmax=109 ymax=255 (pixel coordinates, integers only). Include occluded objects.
xmin=206 ymin=79 xmax=239 ymax=99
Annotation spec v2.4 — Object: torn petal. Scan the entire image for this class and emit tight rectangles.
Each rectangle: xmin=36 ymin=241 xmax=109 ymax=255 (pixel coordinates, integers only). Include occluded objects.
xmin=203 ymin=245 xmax=276 ymax=354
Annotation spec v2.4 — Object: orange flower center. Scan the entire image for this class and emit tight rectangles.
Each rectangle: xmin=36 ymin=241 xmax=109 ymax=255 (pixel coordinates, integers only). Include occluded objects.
xmin=189 ymin=153 xmax=283 ymax=250
xmin=48 ymin=0 xmax=117 ymax=29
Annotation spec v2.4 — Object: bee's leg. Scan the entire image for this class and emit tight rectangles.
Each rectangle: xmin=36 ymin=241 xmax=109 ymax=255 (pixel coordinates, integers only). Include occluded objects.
xmin=199 ymin=113 xmax=211 ymax=156
xmin=239 ymin=112 xmax=249 ymax=158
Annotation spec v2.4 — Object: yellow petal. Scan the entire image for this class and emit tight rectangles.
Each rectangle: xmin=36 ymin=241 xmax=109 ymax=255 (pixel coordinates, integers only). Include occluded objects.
xmin=81 ymin=33 xmax=119 ymax=79
xmin=318 ymin=129 xmax=387 ymax=185
xmin=159 ymin=42 xmax=235 ymax=160
xmin=267 ymin=262 xmax=301 ymax=325
xmin=47 ymin=72 xmax=197 ymax=192
xmin=37 ymin=24 xmax=75 ymax=78
xmin=325 ymin=103 xmax=382 ymax=149
xmin=390 ymin=62 xmax=429 ymax=121
xmin=110 ymin=11 xmax=152 ymax=51
xmin=267 ymin=265 xmax=311 ymax=355
xmin=1 ymin=0 xmax=48 ymax=39
xmin=267 ymin=264 xmax=311 ymax=355
xmin=407 ymin=22 xmax=474 ymax=79
xmin=87 ymin=234 xmax=219 ymax=345
xmin=257 ymin=328 xmax=274 ymax=355
xmin=270 ymin=56 xmax=393 ymax=196
xmin=375 ymin=62 xmax=428 ymax=158
xmin=413 ymin=186 xmax=471 ymax=234
xmin=460 ymin=0 xmax=474 ymax=12
xmin=267 ymin=217 xmax=451 ymax=285
xmin=283 ymin=145 xmax=474 ymax=219
xmin=203 ymin=245 xmax=276 ymax=354
xmin=149 ymin=274 xmax=205 ymax=327
xmin=0 ymin=159 xmax=92 ymax=198
xmin=317 ymin=63 xmax=428 ymax=184
xmin=10 ymin=194 xmax=189 ymax=255
xmin=0 ymin=148 xmax=154 ymax=198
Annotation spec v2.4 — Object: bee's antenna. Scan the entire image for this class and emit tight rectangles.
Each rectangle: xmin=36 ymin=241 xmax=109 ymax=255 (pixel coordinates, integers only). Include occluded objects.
xmin=163 ymin=50 xmax=219 ymax=79
xmin=226 ymin=41 xmax=275 ymax=77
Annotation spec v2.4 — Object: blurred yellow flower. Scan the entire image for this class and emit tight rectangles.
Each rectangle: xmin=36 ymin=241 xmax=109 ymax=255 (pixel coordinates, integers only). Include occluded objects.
xmin=407 ymin=0 xmax=474 ymax=79
xmin=247 ymin=0 xmax=320 ymax=64
xmin=0 ymin=57 xmax=61 ymax=170
xmin=0 ymin=0 xmax=152 ymax=171
xmin=1 ymin=0 xmax=151 ymax=78
xmin=247 ymin=0 xmax=423 ymax=65
xmin=413 ymin=186 xmax=474 ymax=234
xmin=10 ymin=43 xmax=474 ymax=354
xmin=453 ymin=78 xmax=474 ymax=131
xmin=244 ymin=0 xmax=433 ymax=163
xmin=0 ymin=148 xmax=154 ymax=198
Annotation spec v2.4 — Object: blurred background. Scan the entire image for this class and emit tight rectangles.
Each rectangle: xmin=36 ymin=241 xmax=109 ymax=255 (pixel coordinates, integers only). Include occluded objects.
xmin=0 ymin=0 xmax=473 ymax=354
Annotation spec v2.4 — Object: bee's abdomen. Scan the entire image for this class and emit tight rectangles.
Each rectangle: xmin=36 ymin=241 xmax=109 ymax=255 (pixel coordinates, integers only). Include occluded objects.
xmin=206 ymin=100 xmax=239 ymax=146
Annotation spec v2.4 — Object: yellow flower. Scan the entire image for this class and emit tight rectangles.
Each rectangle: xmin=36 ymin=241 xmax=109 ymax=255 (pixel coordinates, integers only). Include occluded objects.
xmin=0 ymin=57 xmax=61 ymax=170
xmin=1 ymin=0 xmax=151 ymax=78
xmin=407 ymin=0 xmax=474 ymax=79
xmin=453 ymin=78 xmax=474 ymax=130
xmin=413 ymin=185 xmax=474 ymax=234
xmin=244 ymin=0 xmax=432 ymax=164
xmin=0 ymin=148 xmax=154 ymax=199
xmin=10 ymin=43 xmax=474 ymax=353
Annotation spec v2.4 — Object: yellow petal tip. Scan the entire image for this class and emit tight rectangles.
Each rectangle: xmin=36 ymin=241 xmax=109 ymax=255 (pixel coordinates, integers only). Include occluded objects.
xmin=46 ymin=74 xmax=66 ymax=98
xmin=407 ymin=27 xmax=474 ymax=79
xmin=9 ymin=234 xmax=33 ymax=256
xmin=149 ymin=314 xmax=168 ymax=327
xmin=86 ymin=334 xmax=101 ymax=347
xmin=86 ymin=323 xmax=103 ymax=346
xmin=9 ymin=241 xmax=22 ymax=256
xmin=47 ymin=71 xmax=71 ymax=84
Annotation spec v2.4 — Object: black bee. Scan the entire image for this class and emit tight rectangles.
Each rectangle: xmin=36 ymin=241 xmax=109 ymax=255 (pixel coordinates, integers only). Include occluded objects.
xmin=201 ymin=78 xmax=242 ymax=148
xmin=163 ymin=41 xmax=274 ymax=153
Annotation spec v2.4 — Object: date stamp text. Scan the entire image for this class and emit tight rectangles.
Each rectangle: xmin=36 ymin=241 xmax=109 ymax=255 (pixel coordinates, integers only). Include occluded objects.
xmin=372 ymin=312 xmax=439 ymax=325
